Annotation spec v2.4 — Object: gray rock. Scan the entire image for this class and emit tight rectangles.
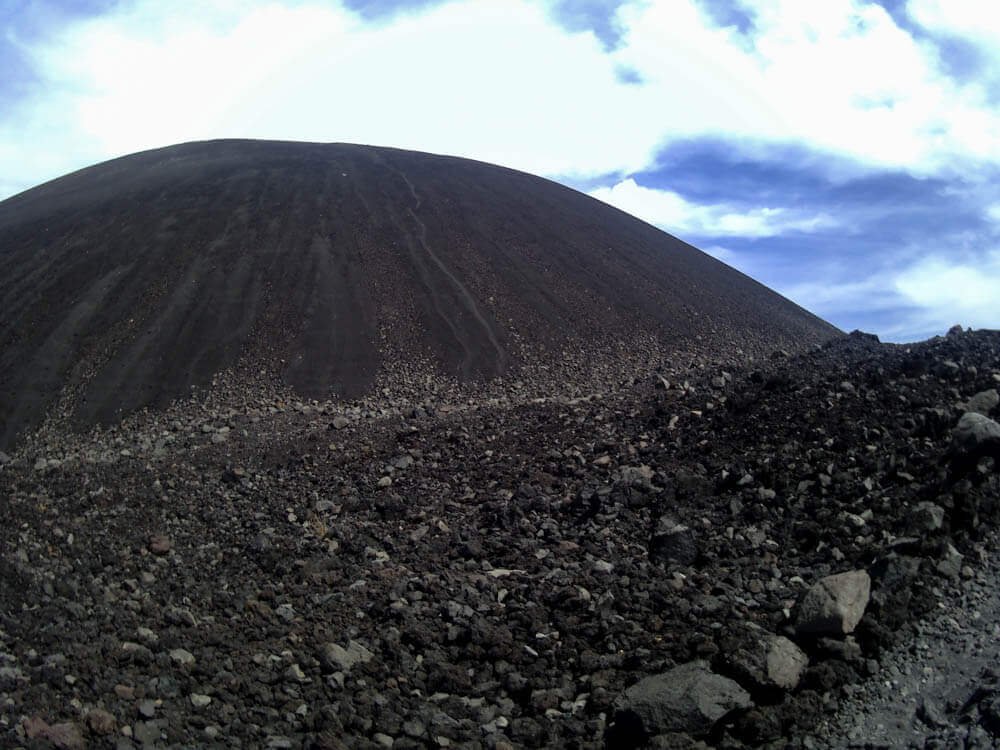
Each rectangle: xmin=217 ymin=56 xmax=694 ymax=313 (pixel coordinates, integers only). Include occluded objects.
xmin=331 ymin=416 xmax=350 ymax=430
xmin=728 ymin=633 xmax=808 ymax=692
xmin=817 ymin=635 xmax=863 ymax=664
xmin=768 ymin=636 xmax=810 ymax=689
xmin=403 ymin=719 xmax=426 ymax=737
xmin=613 ymin=660 xmax=752 ymax=737
xmin=319 ymin=640 xmax=374 ymax=674
xmin=620 ymin=464 xmax=655 ymax=489
xmin=953 ymin=412 xmax=1000 ymax=455
xmin=392 ymin=454 xmax=414 ymax=470
xmin=165 ymin=607 xmax=197 ymax=627
xmin=964 ymin=389 xmax=999 ymax=416
xmin=593 ymin=559 xmax=615 ymax=574
xmin=168 ymin=648 xmax=195 ymax=666
xmin=133 ymin=720 xmax=162 ymax=745
xmin=936 ymin=543 xmax=963 ymax=580
xmin=0 ymin=451 xmax=10 ymax=464
xmin=936 ymin=359 xmax=961 ymax=377
xmin=796 ymin=570 xmax=871 ymax=635
xmin=650 ymin=521 xmax=697 ymax=566
xmin=917 ymin=696 xmax=947 ymax=728
xmin=0 ymin=665 xmax=25 ymax=690
xmin=908 ymin=501 xmax=945 ymax=533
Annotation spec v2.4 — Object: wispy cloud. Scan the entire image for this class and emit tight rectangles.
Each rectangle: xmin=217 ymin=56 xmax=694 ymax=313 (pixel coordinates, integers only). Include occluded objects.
xmin=611 ymin=0 xmax=1000 ymax=174
xmin=589 ymin=178 xmax=837 ymax=238
xmin=907 ymin=0 xmax=1000 ymax=66
xmin=700 ymin=244 xmax=741 ymax=263
xmin=777 ymin=244 xmax=1000 ymax=342
xmin=893 ymin=249 xmax=1000 ymax=331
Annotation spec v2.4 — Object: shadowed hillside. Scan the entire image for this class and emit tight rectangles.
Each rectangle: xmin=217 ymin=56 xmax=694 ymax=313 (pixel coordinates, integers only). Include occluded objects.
xmin=0 ymin=139 xmax=838 ymax=448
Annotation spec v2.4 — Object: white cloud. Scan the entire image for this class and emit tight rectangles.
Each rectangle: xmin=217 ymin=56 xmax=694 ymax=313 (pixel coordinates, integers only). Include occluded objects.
xmin=1 ymin=0 xmax=665 ymax=196
xmin=782 ymin=274 xmax=901 ymax=315
xmin=907 ymin=0 xmax=1000 ymax=52
xmin=776 ymin=247 xmax=1000 ymax=341
xmin=612 ymin=0 xmax=1000 ymax=173
xmin=700 ymin=244 xmax=740 ymax=263
xmin=589 ymin=178 xmax=837 ymax=238
xmin=893 ymin=250 xmax=1000 ymax=329
xmin=2 ymin=0 xmax=999 ymax=199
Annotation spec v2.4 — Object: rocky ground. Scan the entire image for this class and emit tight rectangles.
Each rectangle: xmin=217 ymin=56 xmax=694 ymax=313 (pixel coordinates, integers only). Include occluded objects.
xmin=2 ymin=327 xmax=999 ymax=749
xmin=815 ymin=526 xmax=1000 ymax=749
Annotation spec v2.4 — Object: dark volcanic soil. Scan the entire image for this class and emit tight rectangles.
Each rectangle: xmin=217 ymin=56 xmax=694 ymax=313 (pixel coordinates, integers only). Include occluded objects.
xmin=2 ymin=326 xmax=999 ymax=749
xmin=0 ymin=139 xmax=836 ymax=450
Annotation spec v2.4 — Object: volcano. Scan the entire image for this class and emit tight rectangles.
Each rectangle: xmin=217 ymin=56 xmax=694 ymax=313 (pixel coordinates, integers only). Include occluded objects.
xmin=0 ymin=139 xmax=837 ymax=448
xmin=4 ymin=141 xmax=1000 ymax=750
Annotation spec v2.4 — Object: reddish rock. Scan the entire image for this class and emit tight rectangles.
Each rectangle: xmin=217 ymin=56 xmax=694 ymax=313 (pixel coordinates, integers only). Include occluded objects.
xmin=86 ymin=708 xmax=116 ymax=735
xmin=148 ymin=534 xmax=172 ymax=556
xmin=23 ymin=717 xmax=86 ymax=749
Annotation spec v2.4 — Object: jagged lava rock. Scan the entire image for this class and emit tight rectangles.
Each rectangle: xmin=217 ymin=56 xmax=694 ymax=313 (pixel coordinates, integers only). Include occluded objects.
xmin=649 ymin=519 xmax=698 ymax=566
xmin=953 ymin=412 xmax=1000 ymax=455
xmin=964 ymin=389 xmax=999 ymax=416
xmin=796 ymin=570 xmax=872 ymax=636
xmin=730 ymin=633 xmax=810 ymax=692
xmin=613 ymin=660 xmax=752 ymax=738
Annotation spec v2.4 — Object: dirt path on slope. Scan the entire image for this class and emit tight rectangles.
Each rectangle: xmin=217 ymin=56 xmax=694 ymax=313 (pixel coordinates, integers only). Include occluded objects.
xmin=385 ymin=158 xmax=507 ymax=376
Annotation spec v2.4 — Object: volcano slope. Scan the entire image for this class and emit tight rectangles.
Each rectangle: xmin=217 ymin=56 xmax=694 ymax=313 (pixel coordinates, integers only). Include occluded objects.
xmin=2 ymin=327 xmax=1000 ymax=749
xmin=0 ymin=139 xmax=836 ymax=451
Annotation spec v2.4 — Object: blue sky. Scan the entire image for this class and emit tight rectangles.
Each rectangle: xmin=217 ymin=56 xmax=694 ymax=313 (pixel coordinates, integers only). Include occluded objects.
xmin=1 ymin=1 xmax=998 ymax=341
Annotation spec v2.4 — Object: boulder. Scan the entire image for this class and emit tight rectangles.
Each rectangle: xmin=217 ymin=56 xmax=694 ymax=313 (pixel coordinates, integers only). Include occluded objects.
xmin=952 ymin=412 xmax=1000 ymax=456
xmin=613 ymin=660 xmax=752 ymax=738
xmin=729 ymin=634 xmax=809 ymax=692
xmin=964 ymin=389 xmax=999 ymax=416
xmin=796 ymin=570 xmax=871 ymax=636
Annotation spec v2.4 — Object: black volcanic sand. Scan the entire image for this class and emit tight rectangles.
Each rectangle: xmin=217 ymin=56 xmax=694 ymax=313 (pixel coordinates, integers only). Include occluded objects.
xmin=2 ymin=327 xmax=999 ymax=749
xmin=0 ymin=139 xmax=836 ymax=450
